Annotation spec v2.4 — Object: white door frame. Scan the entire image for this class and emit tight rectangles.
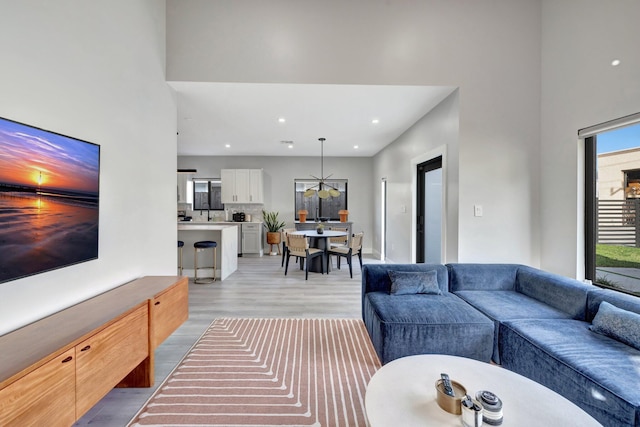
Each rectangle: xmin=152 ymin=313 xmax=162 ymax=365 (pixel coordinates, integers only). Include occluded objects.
xmin=411 ymin=145 xmax=447 ymax=263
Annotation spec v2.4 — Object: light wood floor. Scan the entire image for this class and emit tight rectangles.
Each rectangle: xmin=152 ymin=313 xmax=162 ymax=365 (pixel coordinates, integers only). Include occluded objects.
xmin=74 ymin=253 xmax=384 ymax=426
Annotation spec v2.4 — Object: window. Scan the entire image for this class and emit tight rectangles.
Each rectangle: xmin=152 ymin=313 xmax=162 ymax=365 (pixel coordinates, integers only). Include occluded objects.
xmin=294 ymin=179 xmax=347 ymax=221
xmin=584 ymin=115 xmax=640 ymax=296
xmin=193 ymin=179 xmax=224 ymax=210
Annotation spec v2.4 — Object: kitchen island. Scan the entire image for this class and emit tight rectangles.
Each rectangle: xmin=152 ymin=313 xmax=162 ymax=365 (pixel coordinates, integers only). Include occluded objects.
xmin=178 ymin=223 xmax=238 ymax=281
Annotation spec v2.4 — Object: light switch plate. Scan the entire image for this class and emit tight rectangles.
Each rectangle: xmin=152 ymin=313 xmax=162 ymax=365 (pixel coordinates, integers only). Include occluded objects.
xmin=474 ymin=205 xmax=483 ymax=217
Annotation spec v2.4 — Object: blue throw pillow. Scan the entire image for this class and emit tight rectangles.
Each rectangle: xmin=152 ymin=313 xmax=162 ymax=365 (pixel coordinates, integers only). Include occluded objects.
xmin=388 ymin=270 xmax=442 ymax=296
xmin=590 ymin=301 xmax=640 ymax=351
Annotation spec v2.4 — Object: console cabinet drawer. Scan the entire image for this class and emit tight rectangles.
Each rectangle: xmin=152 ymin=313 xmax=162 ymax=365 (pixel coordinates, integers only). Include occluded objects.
xmin=75 ymin=304 xmax=149 ymax=418
xmin=152 ymin=277 xmax=188 ymax=348
xmin=0 ymin=348 xmax=75 ymax=427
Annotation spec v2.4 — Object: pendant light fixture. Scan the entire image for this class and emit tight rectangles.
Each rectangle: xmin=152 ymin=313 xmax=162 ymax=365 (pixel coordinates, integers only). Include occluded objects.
xmin=304 ymin=138 xmax=341 ymax=199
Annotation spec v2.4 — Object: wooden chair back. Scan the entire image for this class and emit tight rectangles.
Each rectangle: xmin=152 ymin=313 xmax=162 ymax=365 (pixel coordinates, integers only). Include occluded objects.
xmin=287 ymin=234 xmax=309 ymax=257
xmin=329 ymin=227 xmax=349 ymax=245
xmin=282 ymin=228 xmax=297 ymax=245
xmin=350 ymin=232 xmax=364 ymax=253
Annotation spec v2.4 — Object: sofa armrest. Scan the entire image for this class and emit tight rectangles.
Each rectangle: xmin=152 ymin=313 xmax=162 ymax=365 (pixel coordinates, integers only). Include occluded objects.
xmin=587 ymin=288 xmax=640 ymax=322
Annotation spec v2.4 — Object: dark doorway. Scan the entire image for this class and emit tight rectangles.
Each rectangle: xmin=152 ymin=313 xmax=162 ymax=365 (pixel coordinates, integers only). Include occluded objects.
xmin=417 ymin=156 xmax=443 ymax=263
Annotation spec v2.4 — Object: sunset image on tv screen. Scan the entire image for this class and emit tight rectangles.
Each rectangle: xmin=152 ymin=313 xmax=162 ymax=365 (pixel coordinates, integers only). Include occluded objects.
xmin=0 ymin=117 xmax=100 ymax=283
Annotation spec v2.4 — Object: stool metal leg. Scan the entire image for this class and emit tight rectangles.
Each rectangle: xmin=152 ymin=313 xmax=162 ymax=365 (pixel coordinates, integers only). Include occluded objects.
xmin=178 ymin=246 xmax=183 ymax=275
xmin=194 ymin=247 xmax=199 ymax=282
xmin=213 ymin=246 xmax=217 ymax=282
xmin=194 ymin=246 xmax=216 ymax=284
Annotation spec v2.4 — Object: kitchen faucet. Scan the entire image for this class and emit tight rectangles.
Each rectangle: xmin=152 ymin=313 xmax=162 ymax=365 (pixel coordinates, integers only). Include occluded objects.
xmin=200 ymin=203 xmax=211 ymax=221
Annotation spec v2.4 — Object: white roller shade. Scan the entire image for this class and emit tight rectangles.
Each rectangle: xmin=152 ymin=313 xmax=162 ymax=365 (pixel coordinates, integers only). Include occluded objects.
xmin=578 ymin=112 xmax=640 ymax=138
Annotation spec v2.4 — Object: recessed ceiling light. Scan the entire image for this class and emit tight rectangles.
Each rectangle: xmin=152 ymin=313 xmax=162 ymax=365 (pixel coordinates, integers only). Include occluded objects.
xmin=225 ymin=144 xmax=231 ymax=148
xmin=354 ymin=145 xmax=359 ymax=149
xmin=371 ymin=119 xmax=380 ymax=124
xmin=278 ymin=117 xmax=286 ymax=123
xmin=288 ymin=144 xmax=293 ymax=149
xmin=611 ymin=59 xmax=621 ymax=66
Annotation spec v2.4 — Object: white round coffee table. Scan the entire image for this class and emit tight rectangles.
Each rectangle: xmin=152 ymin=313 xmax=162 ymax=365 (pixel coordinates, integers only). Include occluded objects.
xmin=365 ymin=354 xmax=602 ymax=426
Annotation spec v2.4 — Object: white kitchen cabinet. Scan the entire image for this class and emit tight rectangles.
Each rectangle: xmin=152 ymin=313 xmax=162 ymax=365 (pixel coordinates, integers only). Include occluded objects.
xmin=220 ymin=169 xmax=236 ymax=203
xmin=221 ymin=169 xmax=263 ymax=203
xmin=177 ymin=173 xmax=193 ymax=205
xmin=242 ymin=223 xmax=263 ymax=255
xmin=249 ymin=169 xmax=264 ymax=203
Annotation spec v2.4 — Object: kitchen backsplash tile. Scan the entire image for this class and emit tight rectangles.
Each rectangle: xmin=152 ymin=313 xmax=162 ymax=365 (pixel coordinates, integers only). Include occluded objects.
xmin=182 ymin=203 xmax=265 ymax=222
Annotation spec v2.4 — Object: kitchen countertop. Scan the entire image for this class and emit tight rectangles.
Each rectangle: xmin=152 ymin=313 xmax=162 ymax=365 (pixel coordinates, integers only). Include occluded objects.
xmin=295 ymin=221 xmax=351 ymax=224
xmin=177 ymin=223 xmax=238 ymax=230
xmin=178 ymin=221 xmax=263 ymax=225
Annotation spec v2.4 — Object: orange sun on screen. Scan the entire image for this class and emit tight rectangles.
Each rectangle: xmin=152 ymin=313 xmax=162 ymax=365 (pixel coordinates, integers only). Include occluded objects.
xmin=31 ymin=170 xmax=46 ymax=186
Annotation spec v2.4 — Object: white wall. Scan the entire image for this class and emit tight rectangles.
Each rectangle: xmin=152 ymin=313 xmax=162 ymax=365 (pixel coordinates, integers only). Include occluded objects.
xmin=373 ymin=90 xmax=459 ymax=263
xmin=540 ymin=0 xmax=640 ymax=278
xmin=177 ymin=156 xmax=374 ymax=252
xmin=0 ymin=0 xmax=177 ymax=335
xmin=167 ymin=0 xmax=542 ymax=267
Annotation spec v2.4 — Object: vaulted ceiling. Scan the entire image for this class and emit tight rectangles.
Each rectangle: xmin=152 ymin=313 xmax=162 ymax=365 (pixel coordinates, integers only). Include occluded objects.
xmin=171 ymin=82 xmax=455 ymax=157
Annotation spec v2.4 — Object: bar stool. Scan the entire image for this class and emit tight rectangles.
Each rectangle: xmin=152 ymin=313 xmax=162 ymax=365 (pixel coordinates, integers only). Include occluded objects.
xmin=194 ymin=240 xmax=217 ymax=284
xmin=177 ymin=240 xmax=184 ymax=275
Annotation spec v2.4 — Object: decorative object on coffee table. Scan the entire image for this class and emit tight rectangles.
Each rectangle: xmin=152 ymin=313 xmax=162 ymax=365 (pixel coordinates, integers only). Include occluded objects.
xmin=435 ymin=377 xmax=466 ymax=414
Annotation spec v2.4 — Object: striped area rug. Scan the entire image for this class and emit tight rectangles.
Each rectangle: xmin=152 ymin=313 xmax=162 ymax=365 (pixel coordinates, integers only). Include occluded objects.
xmin=128 ymin=318 xmax=381 ymax=426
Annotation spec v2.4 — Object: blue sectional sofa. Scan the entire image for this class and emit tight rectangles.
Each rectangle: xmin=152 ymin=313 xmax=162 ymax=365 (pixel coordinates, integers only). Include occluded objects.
xmin=362 ymin=263 xmax=640 ymax=427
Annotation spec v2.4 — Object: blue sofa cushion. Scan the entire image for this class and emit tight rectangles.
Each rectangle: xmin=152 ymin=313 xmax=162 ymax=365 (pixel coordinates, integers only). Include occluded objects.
xmin=362 ymin=264 xmax=448 ymax=317
xmin=515 ymin=266 xmax=592 ymax=320
xmin=455 ymin=290 xmax=572 ymax=321
xmin=447 ymin=263 xmax=520 ymax=291
xmin=364 ymin=291 xmax=494 ymax=364
xmin=455 ymin=290 xmax=571 ymax=363
xmin=590 ymin=301 xmax=640 ymax=351
xmin=500 ymin=319 xmax=640 ymax=427
xmin=388 ymin=270 xmax=442 ymax=295
xmin=362 ymin=264 xmax=448 ymax=294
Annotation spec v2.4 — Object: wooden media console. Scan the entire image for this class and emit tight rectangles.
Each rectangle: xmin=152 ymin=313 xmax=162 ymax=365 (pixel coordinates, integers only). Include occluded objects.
xmin=0 ymin=276 xmax=188 ymax=426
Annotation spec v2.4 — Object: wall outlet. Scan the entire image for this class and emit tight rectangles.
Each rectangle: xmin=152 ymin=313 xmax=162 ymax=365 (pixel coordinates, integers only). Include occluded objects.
xmin=474 ymin=204 xmax=483 ymax=217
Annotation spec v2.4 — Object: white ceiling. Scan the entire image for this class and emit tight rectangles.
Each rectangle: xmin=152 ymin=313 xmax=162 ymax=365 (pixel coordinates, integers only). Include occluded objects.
xmin=170 ymin=82 xmax=455 ymax=157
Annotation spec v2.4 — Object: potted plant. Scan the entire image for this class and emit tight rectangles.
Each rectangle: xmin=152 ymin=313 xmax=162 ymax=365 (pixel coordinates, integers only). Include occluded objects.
xmin=262 ymin=210 xmax=286 ymax=255
xmin=316 ymin=223 xmax=324 ymax=234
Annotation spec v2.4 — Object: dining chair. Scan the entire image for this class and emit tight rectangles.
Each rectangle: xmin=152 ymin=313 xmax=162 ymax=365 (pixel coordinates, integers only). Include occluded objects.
xmin=281 ymin=228 xmax=297 ymax=267
xmin=328 ymin=227 xmax=349 ymax=249
xmin=327 ymin=232 xmax=363 ymax=278
xmin=285 ymin=234 xmax=325 ymax=280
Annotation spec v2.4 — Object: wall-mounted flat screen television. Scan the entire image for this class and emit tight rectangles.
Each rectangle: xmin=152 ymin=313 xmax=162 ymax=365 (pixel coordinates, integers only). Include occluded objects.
xmin=0 ymin=116 xmax=100 ymax=284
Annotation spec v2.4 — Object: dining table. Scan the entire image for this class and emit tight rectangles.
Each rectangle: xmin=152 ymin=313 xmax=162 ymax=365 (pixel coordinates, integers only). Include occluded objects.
xmin=291 ymin=229 xmax=348 ymax=273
